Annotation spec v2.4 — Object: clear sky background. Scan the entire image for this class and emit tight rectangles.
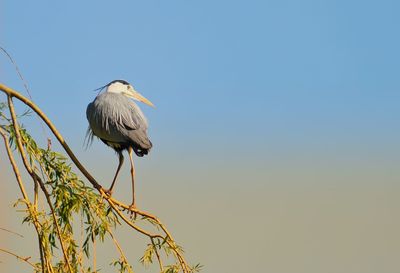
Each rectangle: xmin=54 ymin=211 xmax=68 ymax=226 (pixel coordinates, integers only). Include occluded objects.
xmin=1 ymin=1 xmax=400 ymax=272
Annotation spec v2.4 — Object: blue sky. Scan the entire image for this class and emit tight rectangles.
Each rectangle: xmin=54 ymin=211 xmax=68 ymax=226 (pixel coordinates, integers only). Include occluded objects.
xmin=2 ymin=0 xmax=400 ymax=156
xmin=1 ymin=1 xmax=400 ymax=272
xmin=3 ymin=0 xmax=400 ymax=137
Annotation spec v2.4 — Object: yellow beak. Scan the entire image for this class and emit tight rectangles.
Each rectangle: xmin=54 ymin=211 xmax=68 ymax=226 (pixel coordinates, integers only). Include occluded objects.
xmin=126 ymin=88 xmax=155 ymax=107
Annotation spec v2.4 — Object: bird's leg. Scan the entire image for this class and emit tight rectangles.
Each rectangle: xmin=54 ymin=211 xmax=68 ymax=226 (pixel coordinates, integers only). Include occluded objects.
xmin=106 ymin=151 xmax=124 ymax=196
xmin=128 ymin=147 xmax=136 ymax=210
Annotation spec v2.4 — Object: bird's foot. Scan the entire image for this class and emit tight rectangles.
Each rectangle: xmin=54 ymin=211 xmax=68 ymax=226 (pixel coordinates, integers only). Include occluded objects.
xmin=104 ymin=188 xmax=113 ymax=197
xmin=128 ymin=202 xmax=137 ymax=220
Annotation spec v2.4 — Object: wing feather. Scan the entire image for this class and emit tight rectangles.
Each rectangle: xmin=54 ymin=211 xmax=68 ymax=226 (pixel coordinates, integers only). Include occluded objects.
xmin=86 ymin=92 xmax=150 ymax=148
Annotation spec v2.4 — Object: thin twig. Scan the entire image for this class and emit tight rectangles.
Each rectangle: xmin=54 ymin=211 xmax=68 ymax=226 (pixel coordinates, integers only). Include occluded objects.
xmin=8 ymin=96 xmax=74 ymax=273
xmin=39 ymin=176 xmax=73 ymax=272
xmin=0 ymin=126 xmax=30 ymax=201
xmin=107 ymin=198 xmax=163 ymax=239
xmin=0 ymin=46 xmax=49 ymax=142
xmin=0 ymin=48 xmax=31 ymax=101
xmin=109 ymin=196 xmax=177 ymax=250
xmin=0 ymin=226 xmax=24 ymax=238
xmin=79 ymin=212 xmax=85 ymax=273
xmin=34 ymin=178 xmax=39 ymax=208
xmin=108 ymin=229 xmax=134 ymax=273
xmin=0 ymin=248 xmax=36 ymax=268
xmin=0 ymin=127 xmax=45 ymax=272
xmin=38 ymin=238 xmax=46 ymax=273
xmin=151 ymin=237 xmax=164 ymax=272
xmin=1 ymin=83 xmax=101 ymax=190
xmin=37 ymin=160 xmax=77 ymax=272
xmin=93 ymin=231 xmax=96 ymax=272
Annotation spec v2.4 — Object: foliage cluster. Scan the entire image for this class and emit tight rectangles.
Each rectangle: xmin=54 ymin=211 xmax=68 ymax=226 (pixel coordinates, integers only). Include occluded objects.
xmin=0 ymin=84 xmax=201 ymax=273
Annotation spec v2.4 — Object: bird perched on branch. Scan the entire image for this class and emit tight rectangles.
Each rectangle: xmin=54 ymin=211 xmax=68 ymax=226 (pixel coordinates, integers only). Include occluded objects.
xmin=86 ymin=79 xmax=154 ymax=208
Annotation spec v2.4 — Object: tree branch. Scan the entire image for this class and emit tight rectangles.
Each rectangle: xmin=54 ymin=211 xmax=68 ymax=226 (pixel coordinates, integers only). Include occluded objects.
xmin=0 ymin=248 xmax=36 ymax=269
xmin=0 ymin=126 xmax=45 ymax=272
xmin=0 ymin=82 xmax=193 ymax=273
xmin=8 ymin=96 xmax=74 ymax=273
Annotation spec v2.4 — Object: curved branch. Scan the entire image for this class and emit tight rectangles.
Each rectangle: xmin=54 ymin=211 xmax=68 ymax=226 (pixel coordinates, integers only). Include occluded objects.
xmin=1 ymin=83 xmax=102 ymax=190
xmin=0 ymin=126 xmax=30 ymax=201
xmin=0 ymin=83 xmax=192 ymax=273
xmin=106 ymin=198 xmax=164 ymax=239
xmin=8 ymin=96 xmax=74 ymax=273
xmin=0 ymin=127 xmax=46 ymax=272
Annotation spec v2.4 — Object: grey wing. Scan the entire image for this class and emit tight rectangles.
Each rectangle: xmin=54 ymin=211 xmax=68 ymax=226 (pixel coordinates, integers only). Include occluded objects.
xmin=120 ymin=101 xmax=152 ymax=149
xmin=125 ymin=127 xmax=152 ymax=150
xmin=86 ymin=94 xmax=151 ymax=149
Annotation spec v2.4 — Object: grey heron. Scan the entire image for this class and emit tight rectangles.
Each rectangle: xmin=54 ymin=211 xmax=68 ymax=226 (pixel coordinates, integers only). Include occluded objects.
xmin=86 ymin=79 xmax=154 ymax=208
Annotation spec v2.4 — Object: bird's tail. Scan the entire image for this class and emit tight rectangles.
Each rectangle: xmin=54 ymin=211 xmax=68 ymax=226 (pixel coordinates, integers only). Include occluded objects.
xmin=133 ymin=140 xmax=152 ymax=157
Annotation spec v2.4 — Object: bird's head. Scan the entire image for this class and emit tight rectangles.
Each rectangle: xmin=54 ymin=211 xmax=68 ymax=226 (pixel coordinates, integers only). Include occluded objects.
xmin=106 ymin=80 xmax=155 ymax=107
